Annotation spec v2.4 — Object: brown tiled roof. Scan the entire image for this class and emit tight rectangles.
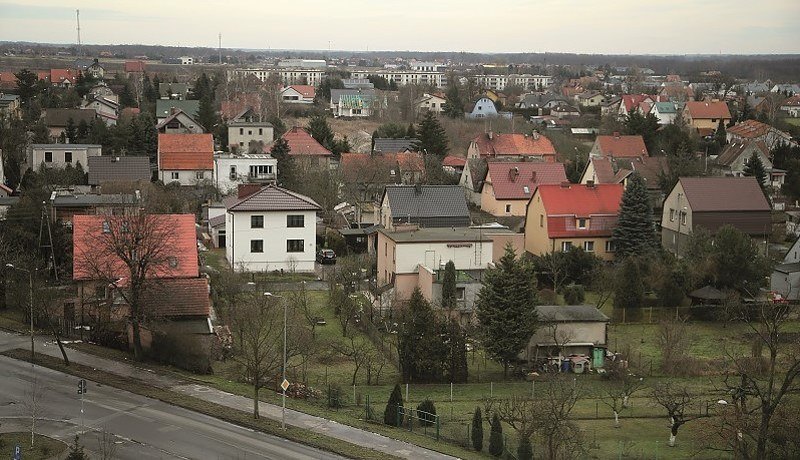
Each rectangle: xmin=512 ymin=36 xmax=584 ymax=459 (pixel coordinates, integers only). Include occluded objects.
xmin=285 ymin=85 xmax=316 ymax=98
xmin=158 ymin=133 xmax=213 ymax=170
xmin=220 ymin=93 xmax=262 ymax=120
xmin=124 ymin=61 xmax=146 ymax=73
xmin=679 ymin=176 xmax=770 ymax=212
xmin=140 ymin=277 xmax=211 ymax=318
xmin=684 ymin=101 xmax=732 ymax=120
xmin=442 ymin=155 xmax=467 ymax=167
xmin=228 ymin=184 xmax=321 ymax=212
xmin=595 ymin=135 xmax=649 ymax=158
xmin=471 ymin=132 xmax=557 ymax=159
xmin=727 ymin=119 xmax=771 ymax=139
xmin=716 ymin=140 xmax=770 ymax=167
xmin=282 ymin=127 xmax=332 ymax=156
xmin=485 ymin=162 xmax=567 ymax=199
xmin=340 ymin=152 xmax=425 ymax=183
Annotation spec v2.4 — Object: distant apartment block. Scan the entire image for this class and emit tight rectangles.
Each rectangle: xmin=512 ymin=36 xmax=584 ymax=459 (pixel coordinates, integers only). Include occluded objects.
xmin=277 ymin=59 xmax=327 ymax=69
xmin=474 ymin=74 xmax=553 ymax=91
xmin=227 ymin=68 xmax=325 ymax=86
xmin=350 ymin=70 xmax=445 ymax=88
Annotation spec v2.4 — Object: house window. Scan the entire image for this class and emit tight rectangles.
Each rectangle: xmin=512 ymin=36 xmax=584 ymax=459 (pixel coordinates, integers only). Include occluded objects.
xmin=561 ymin=241 xmax=573 ymax=252
xmin=287 ymin=215 xmax=304 ymax=228
xmin=251 ymin=215 xmax=264 ymax=228
xmin=605 ymin=240 xmax=615 ymax=252
xmin=584 ymin=241 xmax=595 ymax=252
xmin=540 ymin=215 xmax=544 ymax=227
xmin=248 ymin=130 xmax=253 ymax=135
xmin=64 ymin=152 xmax=72 ymax=163
xmin=239 ymin=128 xmax=244 ymax=135
xmin=196 ymin=171 xmax=204 ymax=180
xmin=505 ymin=204 xmax=512 ymax=213
xmin=287 ymin=239 xmax=304 ymax=253
xmin=456 ymin=287 xmax=466 ymax=300
xmin=258 ymin=128 xmax=263 ymax=135
xmin=250 ymin=240 xmax=264 ymax=253
xmin=711 ymin=119 xmax=717 ymax=123
xmin=680 ymin=212 xmax=687 ymax=225
xmin=239 ymin=142 xmax=244 ymax=147
xmin=577 ymin=218 xmax=587 ymax=229
xmin=171 ymin=172 xmax=179 ymax=180
xmin=44 ymin=152 xmax=53 ymax=163
xmin=669 ymin=209 xmax=675 ymax=222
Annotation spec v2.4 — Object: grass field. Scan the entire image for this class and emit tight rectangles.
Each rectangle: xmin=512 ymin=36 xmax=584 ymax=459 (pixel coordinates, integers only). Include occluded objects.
xmin=0 ymin=432 xmax=66 ymax=460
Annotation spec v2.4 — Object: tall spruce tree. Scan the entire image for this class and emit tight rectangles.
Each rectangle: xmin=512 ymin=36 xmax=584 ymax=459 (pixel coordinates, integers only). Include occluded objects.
xmin=197 ymin=96 xmax=218 ymax=134
xmin=610 ymin=173 xmax=657 ymax=258
xmin=384 ymin=384 xmax=404 ymax=426
xmin=475 ymin=245 xmax=538 ymax=378
xmin=614 ymin=257 xmax=645 ymax=309
xmin=471 ymin=407 xmax=484 ymax=452
xmin=270 ymin=137 xmax=296 ymax=189
xmin=715 ymin=119 xmax=727 ymax=147
xmin=441 ymin=260 xmax=457 ymax=309
xmin=744 ymin=152 xmax=768 ymax=191
xmin=397 ymin=288 xmax=447 ymax=382
xmin=442 ymin=80 xmax=464 ymax=119
xmin=308 ymin=115 xmax=335 ymax=153
xmin=415 ymin=111 xmax=449 ymax=156
xmin=445 ymin=319 xmax=468 ymax=383
xmin=488 ymin=413 xmax=504 ymax=457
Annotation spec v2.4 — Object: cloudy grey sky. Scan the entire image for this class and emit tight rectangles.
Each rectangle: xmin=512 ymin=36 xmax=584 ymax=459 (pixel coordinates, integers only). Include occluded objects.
xmin=1 ymin=0 xmax=799 ymax=54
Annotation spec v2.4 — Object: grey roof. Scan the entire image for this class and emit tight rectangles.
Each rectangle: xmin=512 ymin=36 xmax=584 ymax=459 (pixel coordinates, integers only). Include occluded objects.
xmin=384 ymin=185 xmax=470 ymax=226
xmin=156 ymin=100 xmax=200 ymax=118
xmin=159 ymin=83 xmax=189 ymax=98
xmin=209 ymin=214 xmax=226 ymax=228
xmin=331 ymin=88 xmax=375 ymax=102
xmin=689 ymin=285 xmax=726 ymax=300
xmin=228 ymin=184 xmax=321 ymax=212
xmin=52 ymin=193 xmax=138 ymax=207
xmin=342 ymin=79 xmax=374 ymax=89
xmin=381 ymin=226 xmax=513 ymax=243
xmin=44 ymin=108 xmax=98 ymax=127
xmin=373 ymin=138 xmax=417 ymax=154
xmin=32 ymin=144 xmax=101 ymax=149
xmin=536 ymin=305 xmax=609 ymax=322
xmin=87 ymin=156 xmax=152 ymax=185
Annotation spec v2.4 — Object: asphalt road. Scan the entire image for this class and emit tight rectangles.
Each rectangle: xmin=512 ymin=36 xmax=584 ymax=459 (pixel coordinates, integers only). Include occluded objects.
xmin=0 ymin=356 xmax=343 ymax=460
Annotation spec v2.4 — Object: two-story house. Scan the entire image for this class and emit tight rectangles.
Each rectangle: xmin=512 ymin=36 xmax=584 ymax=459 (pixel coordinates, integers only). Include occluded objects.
xmin=379 ymin=185 xmax=471 ymax=231
xmin=225 ymin=184 xmax=320 ymax=272
xmin=465 ymin=97 xmax=499 ymax=119
xmin=726 ymin=119 xmax=796 ymax=149
xmin=524 ymin=183 xmax=624 ymax=261
xmin=228 ymin=108 xmax=274 ymax=151
xmin=155 ymin=108 xmax=205 ymax=134
xmin=157 ymin=133 xmax=214 ymax=185
xmin=479 ymin=162 xmax=567 ymax=217
xmin=415 ymin=93 xmax=447 ymax=114
xmin=28 ymin=144 xmax=102 ymax=171
xmin=683 ymin=101 xmax=732 ymax=136
xmin=43 ymin=108 xmax=98 ymax=140
xmin=661 ymin=177 xmax=771 ymax=256
xmin=589 ymin=133 xmax=649 ymax=159
xmin=466 ymin=131 xmax=557 ymax=162
xmin=649 ymin=102 xmax=678 ymax=125
xmin=715 ymin=140 xmax=784 ymax=188
xmin=155 ymin=100 xmax=199 ymax=123
xmin=213 ymin=152 xmax=277 ymax=194
xmin=282 ymin=127 xmax=332 ymax=170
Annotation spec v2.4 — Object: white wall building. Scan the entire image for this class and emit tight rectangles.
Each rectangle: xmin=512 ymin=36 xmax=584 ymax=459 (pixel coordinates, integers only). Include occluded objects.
xmin=474 ymin=74 xmax=553 ymax=91
xmin=28 ymin=144 xmax=102 ymax=171
xmin=350 ymin=70 xmax=445 ymax=88
xmin=227 ymin=68 xmax=325 ymax=86
xmin=278 ymin=59 xmax=327 ymax=69
xmin=226 ymin=185 xmax=320 ymax=272
xmin=180 ymin=56 xmax=194 ymax=65
xmin=213 ymin=153 xmax=277 ymax=194
xmin=228 ymin=121 xmax=274 ymax=150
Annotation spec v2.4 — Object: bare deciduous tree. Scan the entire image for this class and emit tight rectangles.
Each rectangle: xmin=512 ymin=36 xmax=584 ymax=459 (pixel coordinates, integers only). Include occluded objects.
xmin=650 ymin=382 xmax=708 ymax=447
xmin=332 ymin=332 xmax=374 ymax=386
xmin=95 ymin=427 xmax=118 ymax=460
xmin=600 ymin=374 xmax=645 ymax=428
xmin=658 ymin=319 xmax=691 ymax=374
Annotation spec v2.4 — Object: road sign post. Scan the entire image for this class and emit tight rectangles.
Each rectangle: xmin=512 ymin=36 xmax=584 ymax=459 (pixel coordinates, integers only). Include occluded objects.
xmin=78 ymin=379 xmax=87 ymax=433
xmin=13 ymin=444 xmax=21 ymax=460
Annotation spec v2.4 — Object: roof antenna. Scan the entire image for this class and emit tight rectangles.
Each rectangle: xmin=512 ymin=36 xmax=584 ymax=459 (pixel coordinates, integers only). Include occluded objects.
xmin=76 ymin=9 xmax=82 ymax=57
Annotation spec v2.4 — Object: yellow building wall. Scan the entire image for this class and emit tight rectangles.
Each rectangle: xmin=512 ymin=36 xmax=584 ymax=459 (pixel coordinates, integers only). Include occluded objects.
xmin=524 ymin=192 xmax=552 ymax=256
xmin=480 ymin=181 xmax=528 ymax=217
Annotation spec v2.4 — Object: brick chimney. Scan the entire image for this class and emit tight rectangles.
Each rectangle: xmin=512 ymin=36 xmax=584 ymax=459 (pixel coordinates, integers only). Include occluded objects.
xmin=238 ymin=183 xmax=262 ymax=199
xmin=613 ymin=131 xmax=620 ymax=139
xmin=530 ymin=170 xmax=537 ymax=182
xmin=509 ymin=167 xmax=519 ymax=182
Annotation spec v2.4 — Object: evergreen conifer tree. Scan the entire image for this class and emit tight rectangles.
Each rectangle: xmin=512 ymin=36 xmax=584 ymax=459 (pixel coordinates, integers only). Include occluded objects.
xmin=397 ymin=288 xmax=447 ymax=382
xmin=415 ymin=111 xmax=449 ymax=156
xmin=270 ymin=137 xmax=296 ymax=189
xmin=445 ymin=319 xmax=468 ymax=383
xmin=488 ymin=413 xmax=504 ymax=457
xmin=406 ymin=123 xmax=416 ymax=139
xmin=715 ymin=119 xmax=727 ymax=147
xmin=442 ymin=80 xmax=464 ymax=119
xmin=197 ymin=95 xmax=218 ymax=134
xmin=65 ymin=117 xmax=77 ymax=143
xmin=65 ymin=435 xmax=88 ymax=460
xmin=744 ymin=152 xmax=768 ymax=191
xmin=517 ymin=437 xmax=533 ymax=460
xmin=471 ymin=407 xmax=484 ymax=451
xmin=611 ymin=173 xmax=657 ymax=258
xmin=475 ymin=245 xmax=538 ymax=377
xmin=441 ymin=260 xmax=457 ymax=309
xmin=614 ymin=257 xmax=645 ymax=309
xmin=308 ymin=114 xmax=335 ymax=152
xmin=384 ymin=383 xmax=404 ymax=426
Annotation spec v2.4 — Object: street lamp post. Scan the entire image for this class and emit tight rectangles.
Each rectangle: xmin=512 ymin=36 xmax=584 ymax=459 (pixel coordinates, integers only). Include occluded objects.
xmin=265 ymin=292 xmax=287 ymax=429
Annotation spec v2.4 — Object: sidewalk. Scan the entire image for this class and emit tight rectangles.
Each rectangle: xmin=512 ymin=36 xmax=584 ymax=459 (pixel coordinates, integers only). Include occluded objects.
xmin=0 ymin=332 xmax=456 ymax=460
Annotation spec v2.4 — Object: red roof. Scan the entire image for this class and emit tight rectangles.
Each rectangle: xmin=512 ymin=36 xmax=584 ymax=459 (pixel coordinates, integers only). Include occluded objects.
xmin=285 ymin=85 xmax=316 ymax=99
xmin=139 ymin=277 xmax=211 ymax=317
xmin=471 ymin=132 xmax=557 ymax=159
xmin=340 ymin=152 xmax=424 ymax=183
xmin=684 ymin=101 xmax=732 ymax=120
xmin=595 ymin=135 xmax=649 ymax=158
xmin=72 ymin=214 xmax=199 ymax=282
xmin=442 ymin=155 xmax=467 ymax=167
xmin=282 ymin=126 xmax=332 ymax=156
xmin=50 ymin=69 xmax=75 ymax=84
xmin=620 ymin=94 xmax=667 ymax=113
xmin=783 ymin=95 xmax=800 ymax=107
xmin=535 ymin=183 xmax=623 ymax=238
xmin=485 ymin=162 xmax=567 ymax=200
xmin=727 ymin=119 xmax=771 ymax=139
xmin=158 ymin=133 xmax=213 ymax=170
xmin=124 ymin=60 xmax=146 ymax=73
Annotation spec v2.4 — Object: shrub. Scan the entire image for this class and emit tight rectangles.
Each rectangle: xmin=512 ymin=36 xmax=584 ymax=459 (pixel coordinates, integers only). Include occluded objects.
xmin=538 ymin=288 xmax=557 ymax=305
xmin=471 ymin=407 xmax=484 ymax=451
xmin=488 ymin=413 xmax=503 ymax=457
xmin=417 ymin=398 xmax=437 ymax=427
xmin=563 ymin=284 xmax=585 ymax=305
xmin=326 ymin=383 xmax=345 ymax=409
xmin=384 ymin=384 xmax=403 ymax=426
xmin=517 ymin=437 xmax=533 ymax=460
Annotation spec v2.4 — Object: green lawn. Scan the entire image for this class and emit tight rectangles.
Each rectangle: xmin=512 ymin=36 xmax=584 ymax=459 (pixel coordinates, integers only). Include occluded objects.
xmin=782 ymin=117 xmax=800 ymax=127
xmin=0 ymin=433 xmax=66 ymax=460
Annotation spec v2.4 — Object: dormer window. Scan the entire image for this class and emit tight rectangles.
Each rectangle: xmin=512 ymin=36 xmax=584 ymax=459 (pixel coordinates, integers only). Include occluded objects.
xmin=168 ymin=256 xmax=179 ymax=268
xmin=577 ymin=218 xmax=588 ymax=229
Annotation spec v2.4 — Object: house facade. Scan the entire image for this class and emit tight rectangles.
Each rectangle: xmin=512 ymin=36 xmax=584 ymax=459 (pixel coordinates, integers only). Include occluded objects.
xmin=155 ymin=109 xmax=205 ymax=134
xmin=225 ymin=185 xmax=320 ymax=272
xmin=466 ymin=97 xmax=498 ymax=119
xmin=157 ymin=133 xmax=214 ymax=186
xmin=282 ymin=127 xmax=332 ymax=170
xmin=661 ymin=177 xmax=771 ymax=256
xmin=683 ymin=101 xmax=732 ymax=135
xmin=466 ymin=132 xmax=557 ymax=162
xmin=379 ymin=185 xmax=471 ymax=231
xmin=715 ymin=140 xmax=783 ymax=188
xmin=480 ymin=162 xmax=567 ymax=217
xmin=213 ymin=153 xmax=277 ymax=194
xmin=521 ymin=305 xmax=609 ymax=364
xmin=771 ymin=237 xmax=800 ymax=300
xmin=280 ymin=85 xmax=316 ymax=104
xmin=649 ymin=102 xmax=678 ymax=125
xmin=524 ymin=183 xmax=624 ymax=261
xmin=415 ymin=93 xmax=446 ymax=114
xmin=28 ymin=144 xmax=101 ymax=171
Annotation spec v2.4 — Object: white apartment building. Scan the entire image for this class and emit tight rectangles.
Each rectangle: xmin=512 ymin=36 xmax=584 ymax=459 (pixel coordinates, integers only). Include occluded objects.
xmin=227 ymin=68 xmax=325 ymax=86
xmin=28 ymin=144 xmax=102 ymax=171
xmin=213 ymin=153 xmax=277 ymax=194
xmin=350 ymin=70 xmax=446 ymax=88
xmin=226 ymin=185 xmax=320 ymax=272
xmin=180 ymin=56 xmax=194 ymax=65
xmin=410 ymin=61 xmax=447 ymax=72
xmin=278 ymin=59 xmax=327 ymax=69
xmin=474 ymin=74 xmax=553 ymax=91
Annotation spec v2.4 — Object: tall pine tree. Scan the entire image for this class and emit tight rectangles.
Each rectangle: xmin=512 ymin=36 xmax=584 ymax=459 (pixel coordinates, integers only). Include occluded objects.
xmin=475 ymin=245 xmax=538 ymax=378
xmin=715 ymin=119 xmax=727 ymax=147
xmin=415 ymin=111 xmax=449 ymax=156
xmin=488 ymin=413 xmax=504 ymax=457
xmin=397 ymin=288 xmax=447 ymax=383
xmin=384 ymin=383 xmax=404 ymax=426
xmin=611 ymin=173 xmax=657 ymax=258
xmin=471 ymin=407 xmax=484 ymax=451
xmin=441 ymin=260 xmax=457 ymax=309
xmin=270 ymin=137 xmax=296 ymax=189
xmin=743 ymin=152 xmax=768 ymax=192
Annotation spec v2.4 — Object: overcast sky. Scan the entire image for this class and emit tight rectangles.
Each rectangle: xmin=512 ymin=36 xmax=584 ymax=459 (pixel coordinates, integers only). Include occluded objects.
xmin=1 ymin=0 xmax=799 ymax=55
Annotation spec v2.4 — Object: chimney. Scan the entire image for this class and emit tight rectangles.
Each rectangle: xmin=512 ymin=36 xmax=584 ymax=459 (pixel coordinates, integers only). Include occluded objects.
xmin=237 ymin=183 xmax=262 ymax=199
xmin=487 ymin=131 xmax=493 ymax=140
xmin=613 ymin=131 xmax=620 ymax=139
xmin=509 ymin=167 xmax=519 ymax=182
xmin=560 ymin=181 xmax=571 ymax=188
xmin=531 ymin=171 xmax=537 ymax=182
xmin=586 ymin=180 xmax=595 ymax=188
xmin=414 ymin=183 xmax=423 ymax=194
xmin=532 ymin=131 xmax=540 ymax=140
xmin=169 ymin=106 xmax=179 ymax=115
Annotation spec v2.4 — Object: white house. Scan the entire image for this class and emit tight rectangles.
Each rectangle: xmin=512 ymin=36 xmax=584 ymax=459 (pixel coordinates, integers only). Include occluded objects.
xmin=280 ymin=85 xmax=316 ymax=104
xmin=649 ymin=101 xmax=678 ymax=125
xmin=157 ymin=133 xmax=214 ymax=186
xmin=772 ymin=237 xmax=800 ymax=300
xmin=466 ymin=97 xmax=498 ymax=119
xmin=415 ymin=93 xmax=447 ymax=114
xmin=28 ymin=144 xmax=101 ymax=171
xmin=180 ymin=56 xmax=194 ymax=65
xmin=155 ymin=109 xmax=205 ymax=134
xmin=226 ymin=185 xmax=320 ymax=272
xmin=213 ymin=153 xmax=277 ymax=194
xmin=81 ymin=96 xmax=118 ymax=126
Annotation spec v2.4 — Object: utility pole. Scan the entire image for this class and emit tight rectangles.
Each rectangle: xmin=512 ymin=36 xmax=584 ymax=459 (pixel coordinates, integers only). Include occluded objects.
xmin=218 ymin=32 xmax=222 ymax=65
xmin=76 ymin=10 xmax=82 ymax=57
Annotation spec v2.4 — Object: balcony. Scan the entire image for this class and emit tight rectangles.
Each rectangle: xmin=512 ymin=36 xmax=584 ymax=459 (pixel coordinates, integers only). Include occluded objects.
xmin=248 ymin=172 xmax=276 ymax=183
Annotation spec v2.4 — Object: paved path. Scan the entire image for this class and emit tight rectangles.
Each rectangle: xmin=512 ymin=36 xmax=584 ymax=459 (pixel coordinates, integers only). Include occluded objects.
xmin=0 ymin=331 xmax=456 ymax=460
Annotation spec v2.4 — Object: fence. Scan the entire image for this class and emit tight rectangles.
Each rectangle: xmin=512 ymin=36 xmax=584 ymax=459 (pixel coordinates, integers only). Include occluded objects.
xmin=397 ymin=404 xmax=440 ymax=440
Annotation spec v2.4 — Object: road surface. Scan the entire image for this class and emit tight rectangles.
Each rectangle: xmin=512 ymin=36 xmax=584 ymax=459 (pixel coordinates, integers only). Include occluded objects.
xmin=0 ymin=356 xmax=343 ymax=460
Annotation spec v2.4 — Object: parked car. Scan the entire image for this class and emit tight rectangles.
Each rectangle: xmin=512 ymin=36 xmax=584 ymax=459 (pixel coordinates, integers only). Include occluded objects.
xmin=316 ymin=249 xmax=336 ymax=264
